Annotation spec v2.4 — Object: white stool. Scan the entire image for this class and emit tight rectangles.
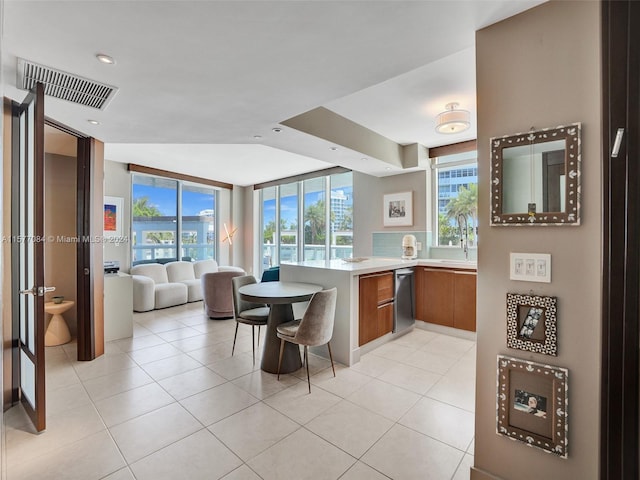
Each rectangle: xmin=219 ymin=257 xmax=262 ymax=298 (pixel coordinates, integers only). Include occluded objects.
xmin=44 ymin=300 xmax=74 ymax=346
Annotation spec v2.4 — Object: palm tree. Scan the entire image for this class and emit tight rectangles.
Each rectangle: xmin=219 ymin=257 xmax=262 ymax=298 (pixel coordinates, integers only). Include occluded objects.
xmin=133 ymin=196 xmax=162 ymax=217
xmin=304 ymin=200 xmax=326 ymax=245
xmin=446 ymin=184 xmax=478 ymax=245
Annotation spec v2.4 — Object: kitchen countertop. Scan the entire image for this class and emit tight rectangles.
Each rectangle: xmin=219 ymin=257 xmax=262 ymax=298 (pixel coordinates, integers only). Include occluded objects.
xmin=283 ymin=257 xmax=477 ymax=275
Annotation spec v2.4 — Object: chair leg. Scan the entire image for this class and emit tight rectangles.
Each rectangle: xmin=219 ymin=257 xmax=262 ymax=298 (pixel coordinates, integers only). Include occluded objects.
xmin=257 ymin=325 xmax=261 ymax=348
xmin=304 ymin=346 xmax=311 ymax=393
xmin=251 ymin=326 xmax=256 ymax=366
xmin=327 ymin=342 xmax=336 ymax=377
xmin=232 ymin=322 xmax=239 ymax=356
xmin=277 ymin=338 xmax=285 ymax=381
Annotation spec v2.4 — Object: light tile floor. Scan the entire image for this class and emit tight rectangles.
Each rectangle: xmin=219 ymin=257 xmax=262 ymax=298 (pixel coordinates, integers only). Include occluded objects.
xmin=2 ymin=302 xmax=476 ymax=480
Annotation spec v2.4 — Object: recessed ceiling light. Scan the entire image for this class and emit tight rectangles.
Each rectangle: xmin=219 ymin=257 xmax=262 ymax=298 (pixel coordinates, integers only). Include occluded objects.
xmin=329 ymin=146 xmax=338 ymax=151
xmin=95 ymin=53 xmax=115 ymax=65
xmin=272 ymin=127 xmax=282 ymax=133
xmin=87 ymin=119 xmax=100 ymax=125
xmin=361 ymin=157 xmax=368 ymax=161
xmin=253 ymin=135 xmax=262 ymax=139
xmin=385 ymin=167 xmax=392 ymax=170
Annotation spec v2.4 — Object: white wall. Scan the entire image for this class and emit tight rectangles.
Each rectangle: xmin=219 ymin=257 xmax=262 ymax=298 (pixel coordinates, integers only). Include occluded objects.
xmin=474 ymin=2 xmax=601 ymax=479
xmin=103 ymin=160 xmax=131 ymax=271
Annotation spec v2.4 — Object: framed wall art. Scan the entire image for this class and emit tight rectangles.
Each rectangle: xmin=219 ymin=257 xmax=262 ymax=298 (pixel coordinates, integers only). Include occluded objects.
xmin=490 ymin=123 xmax=581 ymax=226
xmin=496 ymin=355 xmax=568 ymax=458
xmin=104 ymin=196 xmax=124 ymax=237
xmin=383 ymin=191 xmax=413 ymax=227
xmin=506 ymin=293 xmax=557 ymax=356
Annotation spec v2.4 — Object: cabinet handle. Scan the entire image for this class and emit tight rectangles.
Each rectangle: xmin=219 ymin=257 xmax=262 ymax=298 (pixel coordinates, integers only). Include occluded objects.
xmin=453 ymin=271 xmax=477 ymax=276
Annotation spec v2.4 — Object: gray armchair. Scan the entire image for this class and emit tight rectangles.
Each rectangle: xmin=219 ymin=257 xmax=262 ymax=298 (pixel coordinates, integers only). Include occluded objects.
xmin=201 ymin=271 xmax=245 ymax=319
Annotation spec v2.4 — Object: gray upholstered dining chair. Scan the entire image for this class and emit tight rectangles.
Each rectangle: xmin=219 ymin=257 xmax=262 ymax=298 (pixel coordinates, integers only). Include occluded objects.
xmin=231 ymin=275 xmax=270 ymax=365
xmin=276 ymin=287 xmax=337 ymax=393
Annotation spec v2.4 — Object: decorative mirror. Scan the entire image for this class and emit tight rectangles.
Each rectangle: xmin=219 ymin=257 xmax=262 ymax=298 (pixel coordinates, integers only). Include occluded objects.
xmin=490 ymin=123 xmax=581 ymax=225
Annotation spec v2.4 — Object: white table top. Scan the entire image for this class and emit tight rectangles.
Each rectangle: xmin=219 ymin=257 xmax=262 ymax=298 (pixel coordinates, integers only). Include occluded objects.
xmin=238 ymin=281 xmax=322 ymax=304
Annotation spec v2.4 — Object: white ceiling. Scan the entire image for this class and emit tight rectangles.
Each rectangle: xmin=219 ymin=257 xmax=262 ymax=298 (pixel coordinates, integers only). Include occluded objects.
xmin=1 ymin=0 xmax=545 ymax=187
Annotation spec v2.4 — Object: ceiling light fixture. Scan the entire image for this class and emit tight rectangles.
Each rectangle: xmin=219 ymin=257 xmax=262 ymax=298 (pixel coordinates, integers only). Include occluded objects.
xmin=435 ymin=102 xmax=470 ymax=134
xmin=253 ymin=135 xmax=262 ymax=139
xmin=329 ymin=146 xmax=338 ymax=151
xmin=272 ymin=127 xmax=282 ymax=133
xmin=95 ymin=53 xmax=115 ymax=65
xmin=87 ymin=119 xmax=100 ymax=125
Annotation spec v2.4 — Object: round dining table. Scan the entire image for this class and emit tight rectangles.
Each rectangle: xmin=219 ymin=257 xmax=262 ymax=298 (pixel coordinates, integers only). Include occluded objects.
xmin=239 ymin=281 xmax=322 ymax=374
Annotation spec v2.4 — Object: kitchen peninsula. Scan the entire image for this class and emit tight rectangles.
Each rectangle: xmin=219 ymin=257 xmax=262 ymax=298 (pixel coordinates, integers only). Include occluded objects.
xmin=280 ymin=257 xmax=476 ymax=366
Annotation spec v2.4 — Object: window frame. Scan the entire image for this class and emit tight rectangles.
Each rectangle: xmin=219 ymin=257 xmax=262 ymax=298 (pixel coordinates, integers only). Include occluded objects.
xmin=258 ymin=170 xmax=352 ymax=276
xmin=131 ymin=173 xmax=219 ymax=264
xmin=430 ymin=142 xmax=478 ymax=248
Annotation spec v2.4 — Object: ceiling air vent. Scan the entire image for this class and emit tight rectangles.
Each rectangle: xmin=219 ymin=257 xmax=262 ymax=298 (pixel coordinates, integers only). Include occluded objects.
xmin=17 ymin=58 xmax=118 ymax=110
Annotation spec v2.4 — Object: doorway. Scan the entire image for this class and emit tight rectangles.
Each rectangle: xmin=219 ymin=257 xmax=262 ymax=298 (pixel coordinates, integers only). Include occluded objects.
xmin=43 ymin=125 xmax=79 ymax=345
xmin=2 ymin=88 xmax=103 ymax=434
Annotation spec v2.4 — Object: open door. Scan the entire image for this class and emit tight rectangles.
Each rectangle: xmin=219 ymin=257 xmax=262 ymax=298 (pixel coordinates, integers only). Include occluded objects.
xmin=11 ymin=83 xmax=50 ymax=432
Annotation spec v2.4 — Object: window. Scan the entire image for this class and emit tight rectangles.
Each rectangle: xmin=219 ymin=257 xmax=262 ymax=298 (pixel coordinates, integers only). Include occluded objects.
xmin=432 ymin=150 xmax=478 ymax=247
xmin=303 ymin=177 xmax=326 ymax=261
xmin=181 ymin=183 xmax=215 ymax=261
xmin=132 ymin=174 xmax=217 ymax=263
xmin=330 ymin=172 xmax=353 ymax=259
xmin=262 ymin=186 xmax=277 ymax=268
xmin=259 ymin=171 xmax=353 ymax=273
xmin=279 ymin=183 xmax=299 ymax=264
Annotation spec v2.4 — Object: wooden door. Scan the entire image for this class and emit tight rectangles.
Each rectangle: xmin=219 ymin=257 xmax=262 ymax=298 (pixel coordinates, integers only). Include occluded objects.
xmin=11 ymin=83 xmax=49 ymax=431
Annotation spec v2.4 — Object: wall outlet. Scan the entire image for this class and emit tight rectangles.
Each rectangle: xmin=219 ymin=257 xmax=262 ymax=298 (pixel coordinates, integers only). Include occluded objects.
xmin=417 ymin=242 xmax=422 ymax=251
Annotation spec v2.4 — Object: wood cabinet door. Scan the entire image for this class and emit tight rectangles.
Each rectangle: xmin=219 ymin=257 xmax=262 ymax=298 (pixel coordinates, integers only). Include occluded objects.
xmin=415 ymin=268 xmax=427 ymax=321
xmin=359 ymin=274 xmax=379 ymax=346
xmin=422 ymin=269 xmax=454 ymax=327
xmin=453 ymin=271 xmax=477 ymax=331
xmin=378 ymin=302 xmax=394 ymax=337
xmin=377 ymin=272 xmax=394 ymax=303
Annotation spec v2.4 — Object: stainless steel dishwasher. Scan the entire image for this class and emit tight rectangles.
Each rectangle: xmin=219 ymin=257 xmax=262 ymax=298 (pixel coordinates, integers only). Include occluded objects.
xmin=394 ymin=268 xmax=415 ymax=333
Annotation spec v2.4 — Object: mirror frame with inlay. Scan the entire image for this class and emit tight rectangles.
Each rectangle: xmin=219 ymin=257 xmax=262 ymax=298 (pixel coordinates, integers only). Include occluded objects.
xmin=490 ymin=123 xmax=581 ymax=225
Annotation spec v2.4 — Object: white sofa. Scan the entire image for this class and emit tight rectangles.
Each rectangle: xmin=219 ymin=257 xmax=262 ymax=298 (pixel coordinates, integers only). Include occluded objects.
xmin=131 ymin=260 xmax=244 ymax=312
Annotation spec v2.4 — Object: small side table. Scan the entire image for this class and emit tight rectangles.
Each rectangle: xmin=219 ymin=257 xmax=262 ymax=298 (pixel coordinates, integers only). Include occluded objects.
xmin=44 ymin=300 xmax=74 ymax=346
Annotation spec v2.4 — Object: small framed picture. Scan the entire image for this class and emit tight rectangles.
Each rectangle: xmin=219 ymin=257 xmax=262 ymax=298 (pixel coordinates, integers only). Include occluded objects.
xmin=506 ymin=293 xmax=557 ymax=356
xmin=104 ymin=196 xmax=124 ymax=237
xmin=510 ymin=253 xmax=551 ymax=283
xmin=496 ymin=355 xmax=568 ymax=458
xmin=383 ymin=191 xmax=413 ymax=227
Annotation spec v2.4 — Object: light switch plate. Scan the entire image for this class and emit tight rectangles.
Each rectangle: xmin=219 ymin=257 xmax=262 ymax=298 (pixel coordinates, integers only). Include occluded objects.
xmin=510 ymin=253 xmax=551 ymax=283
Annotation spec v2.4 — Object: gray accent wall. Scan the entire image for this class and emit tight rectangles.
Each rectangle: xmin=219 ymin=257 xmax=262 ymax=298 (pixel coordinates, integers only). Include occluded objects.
xmin=474 ymin=2 xmax=601 ymax=479
xmin=353 ymin=170 xmax=427 ymax=258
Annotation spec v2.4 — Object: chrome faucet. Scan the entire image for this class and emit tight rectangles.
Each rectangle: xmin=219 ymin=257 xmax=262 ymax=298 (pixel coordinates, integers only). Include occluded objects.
xmin=457 ymin=214 xmax=469 ymax=261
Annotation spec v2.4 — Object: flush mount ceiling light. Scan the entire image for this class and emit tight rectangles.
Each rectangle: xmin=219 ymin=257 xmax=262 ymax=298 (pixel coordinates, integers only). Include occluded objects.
xmin=96 ymin=53 xmax=115 ymax=65
xmin=435 ymin=102 xmax=470 ymax=134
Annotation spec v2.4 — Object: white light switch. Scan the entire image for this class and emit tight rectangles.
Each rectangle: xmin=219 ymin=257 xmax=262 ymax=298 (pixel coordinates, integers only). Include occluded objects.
xmin=417 ymin=242 xmax=422 ymax=251
xmin=510 ymin=253 xmax=551 ymax=283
